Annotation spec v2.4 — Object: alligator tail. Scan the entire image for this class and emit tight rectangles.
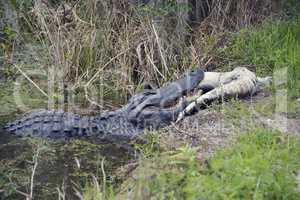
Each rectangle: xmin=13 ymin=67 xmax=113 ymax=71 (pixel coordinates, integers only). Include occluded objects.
xmin=4 ymin=110 xmax=92 ymax=139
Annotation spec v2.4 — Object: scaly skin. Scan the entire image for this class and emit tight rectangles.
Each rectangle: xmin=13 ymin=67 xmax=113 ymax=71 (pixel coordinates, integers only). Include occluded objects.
xmin=4 ymin=68 xmax=204 ymax=140
xmin=4 ymin=109 xmax=142 ymax=140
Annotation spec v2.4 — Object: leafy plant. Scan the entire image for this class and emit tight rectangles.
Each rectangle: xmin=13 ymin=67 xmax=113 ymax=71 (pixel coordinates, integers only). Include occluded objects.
xmin=125 ymin=129 xmax=300 ymax=200
xmin=134 ymin=130 xmax=162 ymax=158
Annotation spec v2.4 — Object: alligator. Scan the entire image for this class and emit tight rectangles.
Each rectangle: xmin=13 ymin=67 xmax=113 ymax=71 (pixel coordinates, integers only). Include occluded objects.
xmin=4 ymin=67 xmax=271 ymax=140
xmin=4 ymin=68 xmax=204 ymax=140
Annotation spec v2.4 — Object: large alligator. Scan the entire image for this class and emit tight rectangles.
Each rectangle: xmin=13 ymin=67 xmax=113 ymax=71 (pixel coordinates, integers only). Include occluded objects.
xmin=4 ymin=67 xmax=271 ymax=140
xmin=4 ymin=68 xmax=204 ymax=140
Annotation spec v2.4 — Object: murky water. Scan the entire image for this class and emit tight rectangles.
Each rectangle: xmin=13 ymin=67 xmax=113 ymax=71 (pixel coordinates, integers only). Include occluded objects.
xmin=0 ymin=124 xmax=135 ymax=200
xmin=0 ymin=78 xmax=138 ymax=200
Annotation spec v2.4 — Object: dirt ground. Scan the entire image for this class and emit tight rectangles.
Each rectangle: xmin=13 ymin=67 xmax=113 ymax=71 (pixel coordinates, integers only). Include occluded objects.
xmin=160 ymin=91 xmax=300 ymax=156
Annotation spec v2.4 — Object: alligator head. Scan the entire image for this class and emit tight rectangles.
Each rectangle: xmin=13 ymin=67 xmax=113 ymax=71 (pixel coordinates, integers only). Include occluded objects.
xmin=125 ymin=68 xmax=204 ymax=128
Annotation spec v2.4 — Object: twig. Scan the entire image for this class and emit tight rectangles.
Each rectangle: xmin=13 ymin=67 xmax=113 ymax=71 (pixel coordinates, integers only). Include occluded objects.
xmin=29 ymin=146 xmax=40 ymax=200
xmin=151 ymin=23 xmax=168 ymax=74
xmin=85 ymin=48 xmax=131 ymax=88
xmin=146 ymin=54 xmax=166 ymax=79
xmin=9 ymin=40 xmax=16 ymax=64
xmin=101 ymin=158 xmax=106 ymax=197
xmin=57 ymin=182 xmax=66 ymax=200
xmin=84 ymin=86 xmax=105 ymax=109
xmin=13 ymin=64 xmax=49 ymax=98
xmin=70 ymin=0 xmax=81 ymax=11
xmin=15 ymin=189 xmax=30 ymax=199
xmin=171 ymin=123 xmax=199 ymax=140
xmin=13 ymin=144 xmax=42 ymax=200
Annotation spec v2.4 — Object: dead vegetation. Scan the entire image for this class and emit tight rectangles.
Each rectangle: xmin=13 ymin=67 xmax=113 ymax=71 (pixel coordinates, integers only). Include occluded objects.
xmin=3 ymin=0 xmax=283 ymax=113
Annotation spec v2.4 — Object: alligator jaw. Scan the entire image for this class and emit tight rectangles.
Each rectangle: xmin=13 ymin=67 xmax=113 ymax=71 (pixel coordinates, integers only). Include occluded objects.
xmin=126 ymin=68 xmax=204 ymax=121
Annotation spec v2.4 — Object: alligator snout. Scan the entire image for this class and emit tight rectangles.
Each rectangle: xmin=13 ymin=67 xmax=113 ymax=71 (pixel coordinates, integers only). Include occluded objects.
xmin=126 ymin=68 xmax=204 ymax=127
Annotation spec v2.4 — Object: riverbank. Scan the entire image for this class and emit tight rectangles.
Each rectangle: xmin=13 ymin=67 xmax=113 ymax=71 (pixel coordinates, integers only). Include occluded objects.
xmin=1 ymin=1 xmax=300 ymax=199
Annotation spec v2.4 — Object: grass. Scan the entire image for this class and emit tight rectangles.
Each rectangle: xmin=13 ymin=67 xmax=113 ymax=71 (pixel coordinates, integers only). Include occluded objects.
xmin=219 ymin=17 xmax=300 ymax=114
xmin=118 ymin=129 xmax=300 ymax=200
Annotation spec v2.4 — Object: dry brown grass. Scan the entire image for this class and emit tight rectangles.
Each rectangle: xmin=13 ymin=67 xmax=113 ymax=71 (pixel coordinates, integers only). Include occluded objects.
xmin=28 ymin=0 xmax=199 ymax=111
xmin=24 ymin=0 xmax=281 ymax=112
xmin=197 ymin=0 xmax=277 ymax=33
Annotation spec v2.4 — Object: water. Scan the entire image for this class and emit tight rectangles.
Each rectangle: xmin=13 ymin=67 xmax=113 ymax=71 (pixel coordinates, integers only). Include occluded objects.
xmin=0 ymin=126 xmax=135 ymax=200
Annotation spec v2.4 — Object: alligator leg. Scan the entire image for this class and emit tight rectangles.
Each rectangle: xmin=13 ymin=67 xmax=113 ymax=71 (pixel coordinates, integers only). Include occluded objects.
xmin=129 ymin=97 xmax=188 ymax=129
